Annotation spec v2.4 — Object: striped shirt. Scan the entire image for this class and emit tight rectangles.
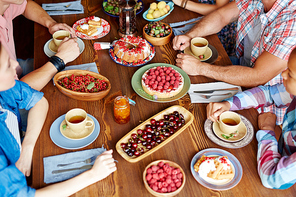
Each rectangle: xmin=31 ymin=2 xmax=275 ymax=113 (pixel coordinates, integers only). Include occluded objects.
xmin=225 ymin=84 xmax=296 ymax=189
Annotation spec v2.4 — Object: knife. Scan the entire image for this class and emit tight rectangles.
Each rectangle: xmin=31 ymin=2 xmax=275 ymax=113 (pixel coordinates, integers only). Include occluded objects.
xmin=52 ymin=164 xmax=93 ymax=174
xmin=193 ymin=87 xmax=239 ymax=94
xmin=45 ymin=9 xmax=82 ymax=12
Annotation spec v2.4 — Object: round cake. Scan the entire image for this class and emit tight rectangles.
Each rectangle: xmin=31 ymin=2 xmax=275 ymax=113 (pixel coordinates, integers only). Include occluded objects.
xmin=113 ymin=36 xmax=151 ymax=63
xmin=141 ymin=66 xmax=184 ymax=98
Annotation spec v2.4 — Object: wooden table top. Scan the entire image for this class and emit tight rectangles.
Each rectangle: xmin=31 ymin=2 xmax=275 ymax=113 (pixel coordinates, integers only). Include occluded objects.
xmin=32 ymin=0 xmax=296 ymax=196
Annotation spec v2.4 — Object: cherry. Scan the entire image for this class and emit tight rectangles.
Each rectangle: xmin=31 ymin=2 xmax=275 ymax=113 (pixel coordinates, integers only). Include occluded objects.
xmin=120 ymin=143 xmax=126 ymax=149
xmin=142 ymin=141 xmax=147 ymax=146
xmin=164 ymin=115 xmax=169 ymax=120
xmin=124 ymin=147 xmax=130 ymax=152
xmin=173 ymin=125 xmax=178 ymax=130
xmin=151 ymin=140 xmax=156 ymax=146
xmin=177 ymin=122 xmax=182 ymax=127
xmin=127 ymin=151 xmax=133 ymax=157
xmin=150 ymin=119 xmax=156 ymax=125
xmin=131 ymin=133 xmax=138 ymax=139
xmin=147 ymin=133 xmax=152 ymax=138
xmin=159 ymin=119 xmax=164 ymax=126
xmin=137 ymin=129 xmax=143 ymax=135
xmin=134 ymin=151 xmax=140 ymax=157
xmin=146 ymin=127 xmax=152 ymax=132
xmin=146 ymin=124 xmax=152 ymax=129
xmin=138 ymin=147 xmax=144 ymax=153
xmin=142 ymin=134 xmax=148 ymax=140
xmin=146 ymin=144 xmax=152 ymax=149
xmin=164 ymin=132 xmax=170 ymax=137
xmin=129 ymin=138 xmax=135 ymax=143
xmin=169 ymin=128 xmax=175 ymax=134
xmin=173 ymin=111 xmax=179 ymax=117
xmin=157 ymin=126 xmax=162 ymax=131
xmin=137 ymin=139 xmax=142 ymax=144
xmin=159 ymin=134 xmax=165 ymax=140
xmin=155 ymin=131 xmax=160 ymax=136
xmin=180 ymin=113 xmax=184 ymax=119
xmin=151 ymin=125 xmax=156 ymax=130
xmin=127 ymin=143 xmax=132 ymax=148
xmin=152 ymin=135 xmax=157 ymax=141
xmin=155 ymin=121 xmax=160 ymax=126
xmin=175 ymin=117 xmax=179 ymax=122
xmin=169 ymin=115 xmax=175 ymax=121
xmin=147 ymin=138 xmax=152 ymax=143
xmin=130 ymin=147 xmax=136 ymax=152
xmin=156 ymin=137 xmax=162 ymax=143
xmin=132 ymin=143 xmax=138 ymax=148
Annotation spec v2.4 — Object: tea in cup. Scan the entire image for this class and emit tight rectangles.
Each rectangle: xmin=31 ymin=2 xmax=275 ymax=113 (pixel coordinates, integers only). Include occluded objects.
xmin=53 ymin=30 xmax=71 ymax=48
xmin=190 ymin=37 xmax=208 ymax=57
xmin=217 ymin=111 xmax=241 ymax=134
xmin=65 ymin=108 xmax=93 ymax=133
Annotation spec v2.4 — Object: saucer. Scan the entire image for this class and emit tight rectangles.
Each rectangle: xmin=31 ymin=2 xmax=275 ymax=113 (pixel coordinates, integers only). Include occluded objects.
xmin=212 ymin=121 xmax=247 ymax=142
xmin=49 ymin=40 xmax=58 ymax=53
xmin=43 ymin=38 xmax=85 ymax=57
xmin=59 ymin=116 xmax=95 ymax=140
xmin=184 ymin=46 xmax=212 ymax=61
xmin=184 ymin=44 xmax=218 ymax=64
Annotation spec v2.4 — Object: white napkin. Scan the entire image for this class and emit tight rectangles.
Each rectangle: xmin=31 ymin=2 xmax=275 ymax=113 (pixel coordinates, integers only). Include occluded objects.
xmin=44 ymin=147 xmax=106 ymax=184
xmin=42 ymin=0 xmax=84 ymax=16
xmin=188 ymin=82 xmax=241 ymax=103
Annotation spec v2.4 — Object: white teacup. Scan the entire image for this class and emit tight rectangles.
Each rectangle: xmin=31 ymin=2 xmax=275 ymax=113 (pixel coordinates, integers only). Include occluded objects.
xmin=217 ymin=111 xmax=241 ymax=134
xmin=53 ymin=30 xmax=71 ymax=47
xmin=65 ymin=108 xmax=93 ymax=133
xmin=190 ymin=37 xmax=208 ymax=57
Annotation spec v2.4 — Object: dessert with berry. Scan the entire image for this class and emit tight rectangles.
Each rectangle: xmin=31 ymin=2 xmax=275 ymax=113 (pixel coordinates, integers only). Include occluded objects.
xmin=88 ymin=16 xmax=101 ymax=27
xmin=113 ymin=36 xmax=152 ymax=63
xmin=142 ymin=66 xmax=184 ymax=98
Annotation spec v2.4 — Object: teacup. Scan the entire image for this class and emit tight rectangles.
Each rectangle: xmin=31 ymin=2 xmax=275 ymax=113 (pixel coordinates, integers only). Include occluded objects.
xmin=53 ymin=30 xmax=71 ymax=47
xmin=190 ymin=37 xmax=208 ymax=57
xmin=65 ymin=108 xmax=93 ymax=133
xmin=217 ymin=111 xmax=241 ymax=134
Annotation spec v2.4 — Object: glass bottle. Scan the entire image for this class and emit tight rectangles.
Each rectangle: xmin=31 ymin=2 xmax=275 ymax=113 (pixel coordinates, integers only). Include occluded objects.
xmin=114 ymin=96 xmax=130 ymax=124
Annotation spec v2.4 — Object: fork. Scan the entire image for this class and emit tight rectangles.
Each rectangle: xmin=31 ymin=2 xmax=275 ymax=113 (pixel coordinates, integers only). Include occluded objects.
xmin=45 ymin=3 xmax=71 ymax=8
xmin=199 ymin=93 xmax=232 ymax=99
xmin=57 ymin=156 xmax=97 ymax=167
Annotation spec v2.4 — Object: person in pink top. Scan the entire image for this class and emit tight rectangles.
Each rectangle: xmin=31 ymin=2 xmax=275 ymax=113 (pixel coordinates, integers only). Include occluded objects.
xmin=0 ymin=0 xmax=80 ymax=91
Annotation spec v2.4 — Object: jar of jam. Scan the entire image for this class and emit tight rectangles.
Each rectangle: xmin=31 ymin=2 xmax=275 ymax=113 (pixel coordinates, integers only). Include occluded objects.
xmin=114 ymin=96 xmax=130 ymax=124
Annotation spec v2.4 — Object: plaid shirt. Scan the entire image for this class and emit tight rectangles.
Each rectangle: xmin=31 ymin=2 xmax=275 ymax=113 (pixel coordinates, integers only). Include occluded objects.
xmin=225 ymin=84 xmax=296 ymax=189
xmin=236 ymin=0 xmax=296 ymax=124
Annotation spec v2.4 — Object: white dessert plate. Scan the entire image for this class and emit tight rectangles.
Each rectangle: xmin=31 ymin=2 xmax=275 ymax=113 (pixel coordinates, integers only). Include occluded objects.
xmin=44 ymin=38 xmax=85 ymax=57
xmin=184 ymin=44 xmax=218 ymax=64
xmin=60 ymin=116 xmax=95 ymax=140
xmin=72 ymin=16 xmax=110 ymax=39
xmin=212 ymin=121 xmax=247 ymax=142
xmin=190 ymin=148 xmax=243 ymax=190
xmin=50 ymin=114 xmax=100 ymax=150
xmin=204 ymin=114 xmax=254 ymax=149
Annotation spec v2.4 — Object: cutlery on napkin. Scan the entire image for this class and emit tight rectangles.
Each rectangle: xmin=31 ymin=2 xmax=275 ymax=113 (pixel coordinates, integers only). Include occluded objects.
xmin=42 ymin=0 xmax=84 ymax=16
xmin=52 ymin=165 xmax=93 ymax=174
xmin=188 ymin=82 xmax=241 ymax=103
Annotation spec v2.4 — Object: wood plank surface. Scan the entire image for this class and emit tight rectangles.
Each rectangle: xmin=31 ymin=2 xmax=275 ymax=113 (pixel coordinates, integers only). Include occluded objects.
xmin=31 ymin=0 xmax=296 ymax=196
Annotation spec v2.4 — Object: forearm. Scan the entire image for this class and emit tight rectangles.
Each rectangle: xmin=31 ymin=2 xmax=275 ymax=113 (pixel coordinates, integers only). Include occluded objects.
xmin=23 ymin=0 xmax=56 ymax=29
xmin=185 ymin=1 xmax=226 ymax=15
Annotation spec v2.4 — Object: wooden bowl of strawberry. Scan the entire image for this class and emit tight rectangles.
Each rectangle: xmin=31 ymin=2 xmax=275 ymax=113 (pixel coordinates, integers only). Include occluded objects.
xmin=54 ymin=70 xmax=111 ymax=101
xmin=143 ymin=160 xmax=185 ymax=197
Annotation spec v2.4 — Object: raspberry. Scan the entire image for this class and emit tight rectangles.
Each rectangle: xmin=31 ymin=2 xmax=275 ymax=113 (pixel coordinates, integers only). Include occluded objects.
xmin=156 ymin=169 xmax=164 ymax=174
xmin=176 ymin=181 xmax=182 ymax=188
xmin=146 ymin=174 xmax=152 ymax=181
xmin=161 ymin=188 xmax=168 ymax=193
xmin=171 ymin=187 xmax=177 ymax=192
xmin=147 ymin=168 xmax=152 ymax=174
xmin=151 ymin=165 xmax=159 ymax=172
xmin=158 ymin=161 xmax=164 ymax=167
xmin=155 ymin=70 xmax=159 ymax=75
xmin=166 ymin=76 xmax=170 ymax=81
xmin=172 ymin=169 xmax=178 ymax=175
xmin=177 ymin=173 xmax=183 ymax=179
xmin=152 ymin=185 xmax=158 ymax=191
xmin=157 ymin=86 xmax=163 ymax=90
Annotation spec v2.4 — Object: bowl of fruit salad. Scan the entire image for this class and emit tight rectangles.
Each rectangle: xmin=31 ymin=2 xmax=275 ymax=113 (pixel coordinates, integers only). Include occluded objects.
xmin=53 ymin=70 xmax=111 ymax=101
xmin=115 ymin=105 xmax=194 ymax=163
xmin=143 ymin=160 xmax=186 ymax=197
xmin=143 ymin=21 xmax=172 ymax=46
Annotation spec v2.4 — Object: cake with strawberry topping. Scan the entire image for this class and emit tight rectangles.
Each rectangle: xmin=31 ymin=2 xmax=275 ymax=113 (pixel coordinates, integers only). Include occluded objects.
xmin=142 ymin=66 xmax=184 ymax=98
xmin=113 ymin=36 xmax=151 ymax=63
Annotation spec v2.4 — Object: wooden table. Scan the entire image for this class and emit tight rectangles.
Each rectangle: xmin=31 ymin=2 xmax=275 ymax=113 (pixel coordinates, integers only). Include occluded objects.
xmin=32 ymin=0 xmax=296 ymax=196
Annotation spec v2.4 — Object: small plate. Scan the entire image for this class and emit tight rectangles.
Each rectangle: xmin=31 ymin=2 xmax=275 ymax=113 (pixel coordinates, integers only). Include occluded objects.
xmin=204 ymin=114 xmax=254 ymax=149
xmin=72 ymin=16 xmax=110 ymax=39
xmin=49 ymin=40 xmax=58 ymax=53
xmin=190 ymin=148 xmax=243 ymax=190
xmin=143 ymin=2 xmax=174 ymax=22
xmin=102 ymin=0 xmax=144 ymax=17
xmin=184 ymin=44 xmax=218 ymax=64
xmin=60 ymin=116 xmax=95 ymax=140
xmin=50 ymin=114 xmax=100 ymax=150
xmin=131 ymin=63 xmax=191 ymax=102
xmin=44 ymin=38 xmax=85 ymax=57
xmin=212 ymin=121 xmax=247 ymax=142
xmin=109 ymin=41 xmax=155 ymax=67
xmin=184 ymin=46 xmax=212 ymax=61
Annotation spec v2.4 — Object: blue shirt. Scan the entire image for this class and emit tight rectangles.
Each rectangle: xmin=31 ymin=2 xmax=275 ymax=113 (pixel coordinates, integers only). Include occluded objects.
xmin=0 ymin=80 xmax=43 ymax=196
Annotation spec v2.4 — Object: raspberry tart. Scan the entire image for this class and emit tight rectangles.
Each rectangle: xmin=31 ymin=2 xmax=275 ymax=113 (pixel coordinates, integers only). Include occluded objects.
xmin=142 ymin=66 xmax=184 ymax=98
xmin=113 ymin=36 xmax=151 ymax=63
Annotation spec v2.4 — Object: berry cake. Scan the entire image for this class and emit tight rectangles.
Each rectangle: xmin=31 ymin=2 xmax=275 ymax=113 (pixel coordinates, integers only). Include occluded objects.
xmin=113 ymin=36 xmax=151 ymax=63
xmin=142 ymin=66 xmax=184 ymax=98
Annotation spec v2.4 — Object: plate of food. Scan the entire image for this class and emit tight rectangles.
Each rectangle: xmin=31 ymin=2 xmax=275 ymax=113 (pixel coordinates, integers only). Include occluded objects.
xmin=116 ymin=105 xmax=194 ymax=163
xmin=190 ymin=148 xmax=243 ymax=190
xmin=131 ymin=63 xmax=191 ymax=102
xmin=109 ymin=36 xmax=155 ymax=67
xmin=72 ymin=16 xmax=110 ymax=39
xmin=103 ymin=0 xmax=143 ymax=17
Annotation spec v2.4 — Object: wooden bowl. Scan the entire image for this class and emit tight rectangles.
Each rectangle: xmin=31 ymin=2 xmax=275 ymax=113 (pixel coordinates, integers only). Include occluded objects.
xmin=53 ymin=70 xmax=111 ymax=101
xmin=143 ymin=22 xmax=172 ymax=46
xmin=115 ymin=105 xmax=194 ymax=163
xmin=143 ymin=160 xmax=186 ymax=197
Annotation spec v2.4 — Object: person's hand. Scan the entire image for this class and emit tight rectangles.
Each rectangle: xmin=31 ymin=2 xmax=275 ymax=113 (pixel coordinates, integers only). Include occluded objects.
xmin=55 ymin=37 xmax=80 ymax=64
xmin=90 ymin=150 xmax=117 ymax=182
xmin=207 ymin=101 xmax=231 ymax=122
xmin=258 ymin=112 xmax=276 ymax=131
xmin=173 ymin=35 xmax=191 ymax=51
xmin=48 ymin=22 xmax=77 ymax=38
xmin=175 ymin=53 xmax=202 ymax=75
xmin=172 ymin=0 xmax=183 ymax=7
xmin=15 ymin=146 xmax=34 ymax=176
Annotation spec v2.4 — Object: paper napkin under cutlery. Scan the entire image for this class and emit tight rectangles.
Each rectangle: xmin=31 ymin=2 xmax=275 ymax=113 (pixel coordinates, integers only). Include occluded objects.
xmin=169 ymin=17 xmax=202 ymax=36
xmin=188 ymin=82 xmax=241 ymax=103
xmin=44 ymin=147 xmax=106 ymax=184
xmin=42 ymin=0 xmax=84 ymax=16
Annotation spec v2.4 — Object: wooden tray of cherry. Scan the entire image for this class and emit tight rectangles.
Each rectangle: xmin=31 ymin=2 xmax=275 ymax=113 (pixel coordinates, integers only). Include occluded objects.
xmin=116 ymin=105 xmax=194 ymax=163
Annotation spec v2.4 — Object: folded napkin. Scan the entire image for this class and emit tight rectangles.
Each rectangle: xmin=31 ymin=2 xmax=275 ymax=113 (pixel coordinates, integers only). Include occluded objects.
xmin=62 ymin=62 xmax=98 ymax=73
xmin=44 ymin=147 xmax=106 ymax=184
xmin=169 ymin=17 xmax=203 ymax=36
xmin=42 ymin=0 xmax=84 ymax=16
xmin=188 ymin=82 xmax=241 ymax=103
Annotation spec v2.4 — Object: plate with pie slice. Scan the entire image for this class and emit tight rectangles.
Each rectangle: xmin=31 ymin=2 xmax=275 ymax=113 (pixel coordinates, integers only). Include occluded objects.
xmin=72 ymin=16 xmax=110 ymax=40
